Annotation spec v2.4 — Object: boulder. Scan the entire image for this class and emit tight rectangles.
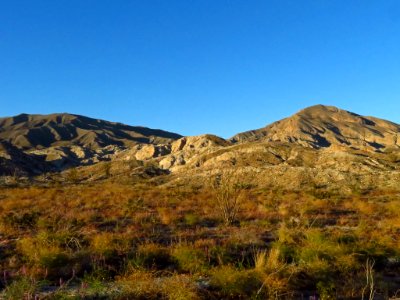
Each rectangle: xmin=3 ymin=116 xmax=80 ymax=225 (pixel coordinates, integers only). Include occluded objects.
xmin=159 ymin=156 xmax=176 ymax=169
xmin=135 ymin=145 xmax=171 ymax=161
xmin=135 ymin=145 xmax=157 ymax=160
xmin=172 ymin=138 xmax=187 ymax=152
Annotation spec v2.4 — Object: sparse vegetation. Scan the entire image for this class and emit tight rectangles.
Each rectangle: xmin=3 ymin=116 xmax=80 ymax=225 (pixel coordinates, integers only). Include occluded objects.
xmin=1 ymin=173 xmax=400 ymax=299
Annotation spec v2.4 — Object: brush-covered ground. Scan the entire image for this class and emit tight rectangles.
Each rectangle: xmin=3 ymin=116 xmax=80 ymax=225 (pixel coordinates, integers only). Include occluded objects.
xmin=1 ymin=171 xmax=400 ymax=299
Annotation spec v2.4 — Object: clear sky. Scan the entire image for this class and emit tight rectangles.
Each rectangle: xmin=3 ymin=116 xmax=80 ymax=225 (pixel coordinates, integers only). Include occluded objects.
xmin=1 ymin=1 xmax=400 ymax=137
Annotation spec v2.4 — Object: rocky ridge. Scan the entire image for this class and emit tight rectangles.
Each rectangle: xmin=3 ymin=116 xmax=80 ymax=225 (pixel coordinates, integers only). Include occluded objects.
xmin=1 ymin=105 xmax=400 ymax=179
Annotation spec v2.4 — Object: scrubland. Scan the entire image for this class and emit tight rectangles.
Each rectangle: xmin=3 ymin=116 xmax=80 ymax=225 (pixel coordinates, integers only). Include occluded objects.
xmin=0 ymin=172 xmax=400 ymax=299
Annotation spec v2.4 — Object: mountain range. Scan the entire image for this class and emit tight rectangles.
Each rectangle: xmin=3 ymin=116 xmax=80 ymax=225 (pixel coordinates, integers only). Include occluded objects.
xmin=0 ymin=113 xmax=181 ymax=150
xmin=1 ymin=105 xmax=400 ymax=181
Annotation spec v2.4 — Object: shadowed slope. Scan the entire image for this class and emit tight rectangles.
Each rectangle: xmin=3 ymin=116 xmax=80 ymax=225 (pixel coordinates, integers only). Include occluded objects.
xmin=0 ymin=113 xmax=182 ymax=150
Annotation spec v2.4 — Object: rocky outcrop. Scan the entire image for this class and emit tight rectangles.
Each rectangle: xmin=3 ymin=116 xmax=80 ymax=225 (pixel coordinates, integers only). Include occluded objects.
xmin=135 ymin=145 xmax=171 ymax=160
xmin=173 ymin=135 xmax=229 ymax=151
xmin=157 ymin=135 xmax=231 ymax=170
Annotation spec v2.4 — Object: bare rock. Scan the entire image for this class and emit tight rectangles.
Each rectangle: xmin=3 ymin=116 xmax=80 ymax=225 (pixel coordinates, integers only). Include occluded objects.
xmin=135 ymin=144 xmax=171 ymax=160
xmin=160 ymin=156 xmax=176 ymax=169
xmin=172 ymin=138 xmax=187 ymax=152
xmin=70 ymin=146 xmax=89 ymax=159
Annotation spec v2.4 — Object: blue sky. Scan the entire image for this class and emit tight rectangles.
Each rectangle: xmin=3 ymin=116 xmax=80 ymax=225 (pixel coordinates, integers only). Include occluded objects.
xmin=1 ymin=1 xmax=400 ymax=137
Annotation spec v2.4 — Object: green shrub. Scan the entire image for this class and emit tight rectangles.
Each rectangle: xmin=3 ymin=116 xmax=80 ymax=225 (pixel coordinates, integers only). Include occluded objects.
xmin=3 ymin=277 xmax=38 ymax=300
xmin=172 ymin=244 xmax=208 ymax=273
xmin=317 ymin=280 xmax=336 ymax=300
xmin=183 ymin=213 xmax=199 ymax=226
xmin=210 ymin=266 xmax=263 ymax=298
xmin=17 ymin=236 xmax=75 ymax=279
xmin=39 ymin=251 xmax=70 ymax=269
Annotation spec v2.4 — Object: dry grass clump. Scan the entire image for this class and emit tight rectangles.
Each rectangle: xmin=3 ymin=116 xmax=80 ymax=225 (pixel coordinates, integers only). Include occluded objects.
xmin=116 ymin=271 xmax=200 ymax=300
xmin=209 ymin=265 xmax=264 ymax=298
xmin=253 ymin=248 xmax=291 ymax=298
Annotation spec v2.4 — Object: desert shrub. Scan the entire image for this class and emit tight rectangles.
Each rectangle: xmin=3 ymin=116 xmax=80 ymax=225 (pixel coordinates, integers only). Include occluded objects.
xmin=183 ymin=213 xmax=199 ymax=226
xmin=37 ymin=230 xmax=86 ymax=251
xmin=90 ymin=232 xmax=131 ymax=258
xmin=209 ymin=170 xmax=250 ymax=225
xmin=172 ymin=244 xmax=208 ymax=273
xmin=337 ymin=233 xmax=358 ymax=245
xmin=118 ymin=272 xmax=200 ymax=299
xmin=252 ymin=248 xmax=291 ymax=298
xmin=133 ymin=243 xmax=175 ymax=270
xmin=2 ymin=211 xmax=40 ymax=230
xmin=157 ymin=207 xmax=175 ymax=225
xmin=90 ymin=233 xmax=117 ymax=258
xmin=253 ymin=247 xmax=286 ymax=273
xmin=276 ymin=222 xmax=299 ymax=245
xmin=272 ymin=243 xmax=296 ymax=265
xmin=295 ymin=230 xmax=342 ymax=280
xmin=36 ymin=215 xmax=85 ymax=234
xmin=116 ymin=270 xmax=162 ymax=299
xmin=39 ymin=251 xmax=70 ymax=270
xmin=76 ymin=270 xmax=113 ymax=298
xmin=317 ymin=280 xmax=336 ymax=300
xmin=209 ymin=266 xmax=263 ymax=298
xmin=208 ymin=245 xmax=231 ymax=266
xmin=66 ymin=167 xmax=80 ymax=183
xmin=103 ymin=161 xmax=112 ymax=177
xmin=161 ymin=274 xmax=200 ymax=300
xmin=253 ymin=250 xmax=268 ymax=272
xmin=2 ymin=277 xmax=38 ymax=300
xmin=206 ymin=241 xmax=261 ymax=268
xmin=16 ymin=236 xmax=78 ymax=279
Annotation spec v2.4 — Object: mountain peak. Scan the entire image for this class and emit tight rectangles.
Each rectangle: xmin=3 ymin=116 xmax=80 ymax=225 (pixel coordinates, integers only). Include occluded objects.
xmin=300 ymin=104 xmax=339 ymax=111
xmin=297 ymin=104 xmax=345 ymax=115
xmin=231 ymin=105 xmax=400 ymax=151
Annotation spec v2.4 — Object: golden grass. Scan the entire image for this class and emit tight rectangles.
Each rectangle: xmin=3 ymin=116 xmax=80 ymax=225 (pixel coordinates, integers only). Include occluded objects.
xmin=0 ymin=181 xmax=400 ymax=298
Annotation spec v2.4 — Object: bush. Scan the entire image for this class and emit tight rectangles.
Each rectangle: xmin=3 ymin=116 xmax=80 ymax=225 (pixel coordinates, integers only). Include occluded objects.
xmin=3 ymin=277 xmax=38 ymax=300
xmin=90 ymin=233 xmax=117 ymax=258
xmin=161 ymin=274 xmax=200 ymax=300
xmin=133 ymin=244 xmax=175 ymax=270
xmin=39 ymin=251 xmax=70 ymax=269
xmin=172 ymin=244 xmax=208 ymax=273
xmin=317 ymin=280 xmax=336 ymax=300
xmin=183 ymin=213 xmax=199 ymax=226
xmin=210 ymin=266 xmax=263 ymax=298
xmin=209 ymin=170 xmax=249 ymax=225
xmin=17 ymin=236 xmax=74 ymax=279
xmin=2 ymin=211 xmax=40 ymax=230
